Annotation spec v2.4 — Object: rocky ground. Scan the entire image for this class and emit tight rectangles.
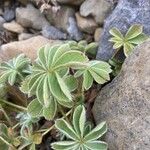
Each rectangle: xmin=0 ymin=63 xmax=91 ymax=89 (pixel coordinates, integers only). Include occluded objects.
xmin=0 ymin=0 xmax=113 ymax=61
xmin=0 ymin=0 xmax=150 ymax=150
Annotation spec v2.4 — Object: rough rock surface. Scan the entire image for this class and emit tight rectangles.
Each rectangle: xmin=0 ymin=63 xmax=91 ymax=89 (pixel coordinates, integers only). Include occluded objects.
xmin=97 ymin=0 xmax=150 ymax=61
xmin=0 ymin=16 xmax=5 ymax=30
xmin=16 ymin=4 xmax=49 ymax=30
xmin=94 ymin=28 xmax=103 ymax=42
xmin=56 ymin=0 xmax=85 ymax=5
xmin=46 ymin=6 xmax=83 ymax=41
xmin=80 ymin=0 xmax=112 ymax=24
xmin=75 ymin=12 xmax=98 ymax=34
xmin=0 ymin=36 xmax=62 ymax=61
xmin=93 ymin=41 xmax=150 ymax=150
xmin=3 ymin=21 xmax=24 ymax=33
xmin=42 ymin=25 xmax=67 ymax=40
xmin=3 ymin=8 xmax=15 ymax=22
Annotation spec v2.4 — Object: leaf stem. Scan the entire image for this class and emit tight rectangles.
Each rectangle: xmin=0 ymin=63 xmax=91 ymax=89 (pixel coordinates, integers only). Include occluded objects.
xmin=0 ymin=106 xmax=13 ymax=126
xmin=0 ymin=136 xmax=16 ymax=149
xmin=0 ymin=99 xmax=27 ymax=111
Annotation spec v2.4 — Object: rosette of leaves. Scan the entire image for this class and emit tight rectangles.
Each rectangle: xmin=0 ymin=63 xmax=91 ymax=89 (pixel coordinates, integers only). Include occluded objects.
xmin=0 ymin=54 xmax=30 ymax=85
xmin=75 ymin=60 xmax=112 ymax=90
xmin=109 ymin=24 xmax=148 ymax=57
xmin=27 ymin=44 xmax=88 ymax=119
xmin=52 ymin=105 xmax=108 ymax=150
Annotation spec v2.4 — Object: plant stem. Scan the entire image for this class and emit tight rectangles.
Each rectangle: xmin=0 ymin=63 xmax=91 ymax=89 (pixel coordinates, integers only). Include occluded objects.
xmin=0 ymin=136 xmax=16 ymax=150
xmin=1 ymin=106 xmax=12 ymax=126
xmin=0 ymin=99 xmax=27 ymax=111
xmin=41 ymin=109 xmax=72 ymax=136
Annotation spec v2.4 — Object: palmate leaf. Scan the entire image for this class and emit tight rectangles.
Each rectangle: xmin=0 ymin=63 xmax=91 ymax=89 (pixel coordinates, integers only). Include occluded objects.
xmin=75 ymin=61 xmax=112 ymax=90
xmin=109 ymin=24 xmax=149 ymax=57
xmin=28 ymin=43 xmax=88 ymax=108
xmin=0 ymin=54 xmax=30 ymax=85
xmin=52 ymin=105 xmax=108 ymax=150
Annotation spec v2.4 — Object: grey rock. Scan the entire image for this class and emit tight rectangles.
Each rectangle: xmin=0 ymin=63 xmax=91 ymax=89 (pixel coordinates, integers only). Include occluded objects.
xmin=93 ymin=41 xmax=150 ymax=150
xmin=56 ymin=0 xmax=85 ymax=5
xmin=67 ymin=17 xmax=83 ymax=41
xmin=42 ymin=25 xmax=67 ymax=40
xmin=97 ymin=0 xmax=150 ymax=61
xmin=46 ymin=6 xmax=74 ymax=31
xmin=16 ymin=4 xmax=49 ymax=30
xmin=0 ymin=16 xmax=5 ymax=30
xmin=3 ymin=8 xmax=15 ymax=22
xmin=80 ymin=0 xmax=112 ymax=24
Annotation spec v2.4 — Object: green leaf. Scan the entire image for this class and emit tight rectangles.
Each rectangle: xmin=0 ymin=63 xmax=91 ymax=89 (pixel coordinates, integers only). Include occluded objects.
xmin=129 ymin=33 xmax=149 ymax=44
xmin=113 ymin=41 xmax=123 ymax=49
xmin=55 ymin=119 xmax=79 ymax=140
xmin=51 ymin=141 xmax=77 ymax=150
xmin=27 ymin=99 xmax=43 ymax=117
xmin=73 ymin=105 xmax=86 ymax=137
xmin=64 ymin=75 xmax=78 ymax=92
xmin=55 ymin=72 xmax=72 ymax=101
xmin=85 ymin=42 xmax=98 ymax=56
xmin=125 ymin=24 xmax=143 ymax=40
xmin=84 ymin=121 xmax=107 ymax=141
xmin=43 ymin=97 xmax=57 ymax=120
xmin=109 ymin=27 xmax=123 ymax=39
xmin=53 ymin=51 xmax=88 ymax=68
xmin=123 ymin=43 xmax=135 ymax=57
xmin=85 ymin=141 xmax=108 ymax=150
xmin=83 ymin=71 xmax=93 ymax=90
xmin=48 ymin=74 xmax=71 ymax=102
xmin=52 ymin=44 xmax=71 ymax=64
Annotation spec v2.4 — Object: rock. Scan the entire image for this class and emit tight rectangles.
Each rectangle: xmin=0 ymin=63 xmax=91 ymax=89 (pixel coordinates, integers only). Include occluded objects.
xmin=97 ymin=0 xmax=150 ymax=61
xmin=93 ymin=41 xmax=150 ymax=150
xmin=94 ymin=28 xmax=103 ymax=42
xmin=80 ymin=0 xmax=112 ymax=24
xmin=45 ymin=6 xmax=83 ymax=41
xmin=0 ymin=16 xmax=5 ymax=31
xmin=46 ymin=6 xmax=74 ymax=31
xmin=3 ymin=7 xmax=15 ymax=22
xmin=3 ymin=21 xmax=24 ymax=33
xmin=75 ymin=12 xmax=98 ymax=34
xmin=67 ymin=17 xmax=83 ymax=41
xmin=0 ymin=36 xmax=62 ymax=61
xmin=56 ymin=0 xmax=85 ymax=5
xmin=16 ymin=4 xmax=49 ymax=30
xmin=18 ymin=0 xmax=28 ymax=5
xmin=42 ymin=25 xmax=67 ymax=40
xmin=0 ymin=8 xmax=3 ymax=16
xmin=18 ymin=33 xmax=35 ymax=41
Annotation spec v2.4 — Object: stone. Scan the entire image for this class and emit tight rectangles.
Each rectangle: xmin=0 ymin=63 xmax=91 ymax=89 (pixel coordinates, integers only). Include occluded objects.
xmin=75 ymin=12 xmax=98 ymax=34
xmin=67 ymin=17 xmax=83 ymax=41
xmin=42 ymin=25 xmax=67 ymax=40
xmin=0 ymin=16 xmax=5 ymax=31
xmin=0 ymin=36 xmax=62 ymax=61
xmin=80 ymin=0 xmax=112 ymax=24
xmin=45 ymin=6 xmax=83 ymax=41
xmin=16 ymin=4 xmax=49 ymax=30
xmin=18 ymin=33 xmax=34 ymax=41
xmin=46 ymin=6 xmax=74 ymax=31
xmin=3 ymin=7 xmax=15 ymax=22
xmin=93 ymin=41 xmax=150 ymax=150
xmin=94 ymin=28 xmax=103 ymax=42
xmin=97 ymin=0 xmax=150 ymax=61
xmin=3 ymin=21 xmax=24 ymax=33
xmin=56 ymin=0 xmax=85 ymax=5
